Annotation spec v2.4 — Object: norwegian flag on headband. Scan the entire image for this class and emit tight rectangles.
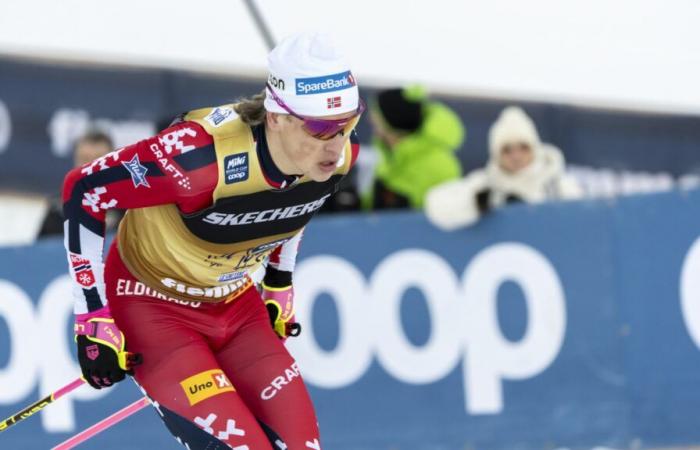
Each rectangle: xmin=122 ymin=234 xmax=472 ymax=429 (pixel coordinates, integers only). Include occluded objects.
xmin=327 ymin=96 xmax=342 ymax=109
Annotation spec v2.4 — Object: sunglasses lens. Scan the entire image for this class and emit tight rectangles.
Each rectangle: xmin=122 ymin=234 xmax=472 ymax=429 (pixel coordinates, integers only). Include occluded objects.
xmin=302 ymin=120 xmax=341 ymax=140
xmin=302 ymin=114 xmax=362 ymax=141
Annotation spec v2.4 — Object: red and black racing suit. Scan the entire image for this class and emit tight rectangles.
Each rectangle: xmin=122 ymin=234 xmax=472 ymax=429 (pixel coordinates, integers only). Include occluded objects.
xmin=62 ymin=106 xmax=358 ymax=449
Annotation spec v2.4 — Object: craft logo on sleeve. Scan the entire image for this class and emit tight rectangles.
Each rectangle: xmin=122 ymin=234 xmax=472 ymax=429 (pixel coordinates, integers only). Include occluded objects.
xmin=180 ymin=369 xmax=235 ymax=405
xmin=224 ymin=153 xmax=249 ymax=184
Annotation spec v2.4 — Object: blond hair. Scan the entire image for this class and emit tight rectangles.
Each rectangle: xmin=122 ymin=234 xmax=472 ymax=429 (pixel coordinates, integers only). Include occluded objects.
xmin=233 ymin=90 xmax=267 ymax=126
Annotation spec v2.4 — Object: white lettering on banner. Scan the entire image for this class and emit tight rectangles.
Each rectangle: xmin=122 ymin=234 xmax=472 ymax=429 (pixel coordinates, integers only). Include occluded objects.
xmin=1 ymin=243 xmax=566 ymax=433
xmin=370 ymin=250 xmax=462 ymax=383
xmin=0 ymin=281 xmax=37 ymax=403
xmin=288 ymin=243 xmax=567 ymax=415
xmin=0 ymin=276 xmax=108 ymax=432
xmin=47 ymin=109 xmax=90 ymax=157
xmin=460 ymin=243 xmax=566 ymax=414
xmin=288 ymin=257 xmax=373 ymax=388
xmin=47 ymin=108 xmax=154 ymax=158
xmin=680 ymin=236 xmax=700 ymax=349
xmin=0 ymin=99 xmax=11 ymax=153
xmin=37 ymin=277 xmax=108 ymax=431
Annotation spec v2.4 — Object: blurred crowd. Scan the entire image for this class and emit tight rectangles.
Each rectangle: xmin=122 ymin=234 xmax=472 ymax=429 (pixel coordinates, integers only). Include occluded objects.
xmin=4 ymin=84 xmax=595 ymax=245
xmin=319 ymin=85 xmax=585 ymax=228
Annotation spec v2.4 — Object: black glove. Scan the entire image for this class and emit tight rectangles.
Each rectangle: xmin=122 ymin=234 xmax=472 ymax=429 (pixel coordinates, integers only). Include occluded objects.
xmin=475 ymin=188 xmax=492 ymax=214
xmin=75 ymin=311 xmax=141 ymax=389
xmin=505 ymin=193 xmax=524 ymax=204
xmin=77 ymin=336 xmax=127 ymax=389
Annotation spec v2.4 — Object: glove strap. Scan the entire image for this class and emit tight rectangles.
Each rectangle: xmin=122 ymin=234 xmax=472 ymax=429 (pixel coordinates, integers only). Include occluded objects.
xmin=74 ymin=306 xmax=112 ymax=335
xmin=74 ymin=321 xmax=98 ymax=336
xmin=74 ymin=308 xmax=141 ymax=372
xmin=75 ymin=307 xmax=126 ymax=356
xmin=261 ymin=283 xmax=294 ymax=322
xmin=75 ymin=318 xmax=125 ymax=352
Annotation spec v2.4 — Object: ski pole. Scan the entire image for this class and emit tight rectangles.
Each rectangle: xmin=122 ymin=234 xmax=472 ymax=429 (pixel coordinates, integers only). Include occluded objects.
xmin=0 ymin=377 xmax=85 ymax=432
xmin=51 ymin=397 xmax=150 ymax=450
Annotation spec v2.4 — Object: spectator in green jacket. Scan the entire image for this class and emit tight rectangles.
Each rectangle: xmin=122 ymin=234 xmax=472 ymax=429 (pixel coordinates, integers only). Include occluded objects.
xmin=363 ymin=86 xmax=465 ymax=209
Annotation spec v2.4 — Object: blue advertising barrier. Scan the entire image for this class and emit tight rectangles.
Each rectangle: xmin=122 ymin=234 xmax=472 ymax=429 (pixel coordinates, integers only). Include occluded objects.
xmin=1 ymin=189 xmax=700 ymax=449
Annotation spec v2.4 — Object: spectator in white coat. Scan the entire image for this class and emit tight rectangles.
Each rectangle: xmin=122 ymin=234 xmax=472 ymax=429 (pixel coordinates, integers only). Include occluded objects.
xmin=425 ymin=106 xmax=582 ymax=230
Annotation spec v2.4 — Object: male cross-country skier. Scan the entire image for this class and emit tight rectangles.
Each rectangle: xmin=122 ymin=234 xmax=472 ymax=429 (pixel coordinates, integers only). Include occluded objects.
xmin=62 ymin=32 xmax=363 ymax=449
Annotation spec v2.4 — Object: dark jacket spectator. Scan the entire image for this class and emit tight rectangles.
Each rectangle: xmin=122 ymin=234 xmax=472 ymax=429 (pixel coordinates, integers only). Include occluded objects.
xmin=38 ymin=130 xmax=123 ymax=237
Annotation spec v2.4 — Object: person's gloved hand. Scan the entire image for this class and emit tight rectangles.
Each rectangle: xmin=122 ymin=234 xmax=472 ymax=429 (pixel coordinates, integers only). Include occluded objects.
xmin=504 ymin=193 xmax=524 ymax=204
xmin=262 ymin=283 xmax=301 ymax=341
xmin=475 ymin=188 xmax=492 ymax=214
xmin=74 ymin=306 xmax=142 ymax=389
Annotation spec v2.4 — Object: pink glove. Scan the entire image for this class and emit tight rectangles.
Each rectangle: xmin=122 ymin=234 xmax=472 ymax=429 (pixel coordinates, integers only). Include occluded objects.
xmin=261 ymin=283 xmax=301 ymax=341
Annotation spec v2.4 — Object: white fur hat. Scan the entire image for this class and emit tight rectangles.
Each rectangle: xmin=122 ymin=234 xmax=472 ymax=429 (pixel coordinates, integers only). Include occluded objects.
xmin=488 ymin=106 xmax=541 ymax=158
